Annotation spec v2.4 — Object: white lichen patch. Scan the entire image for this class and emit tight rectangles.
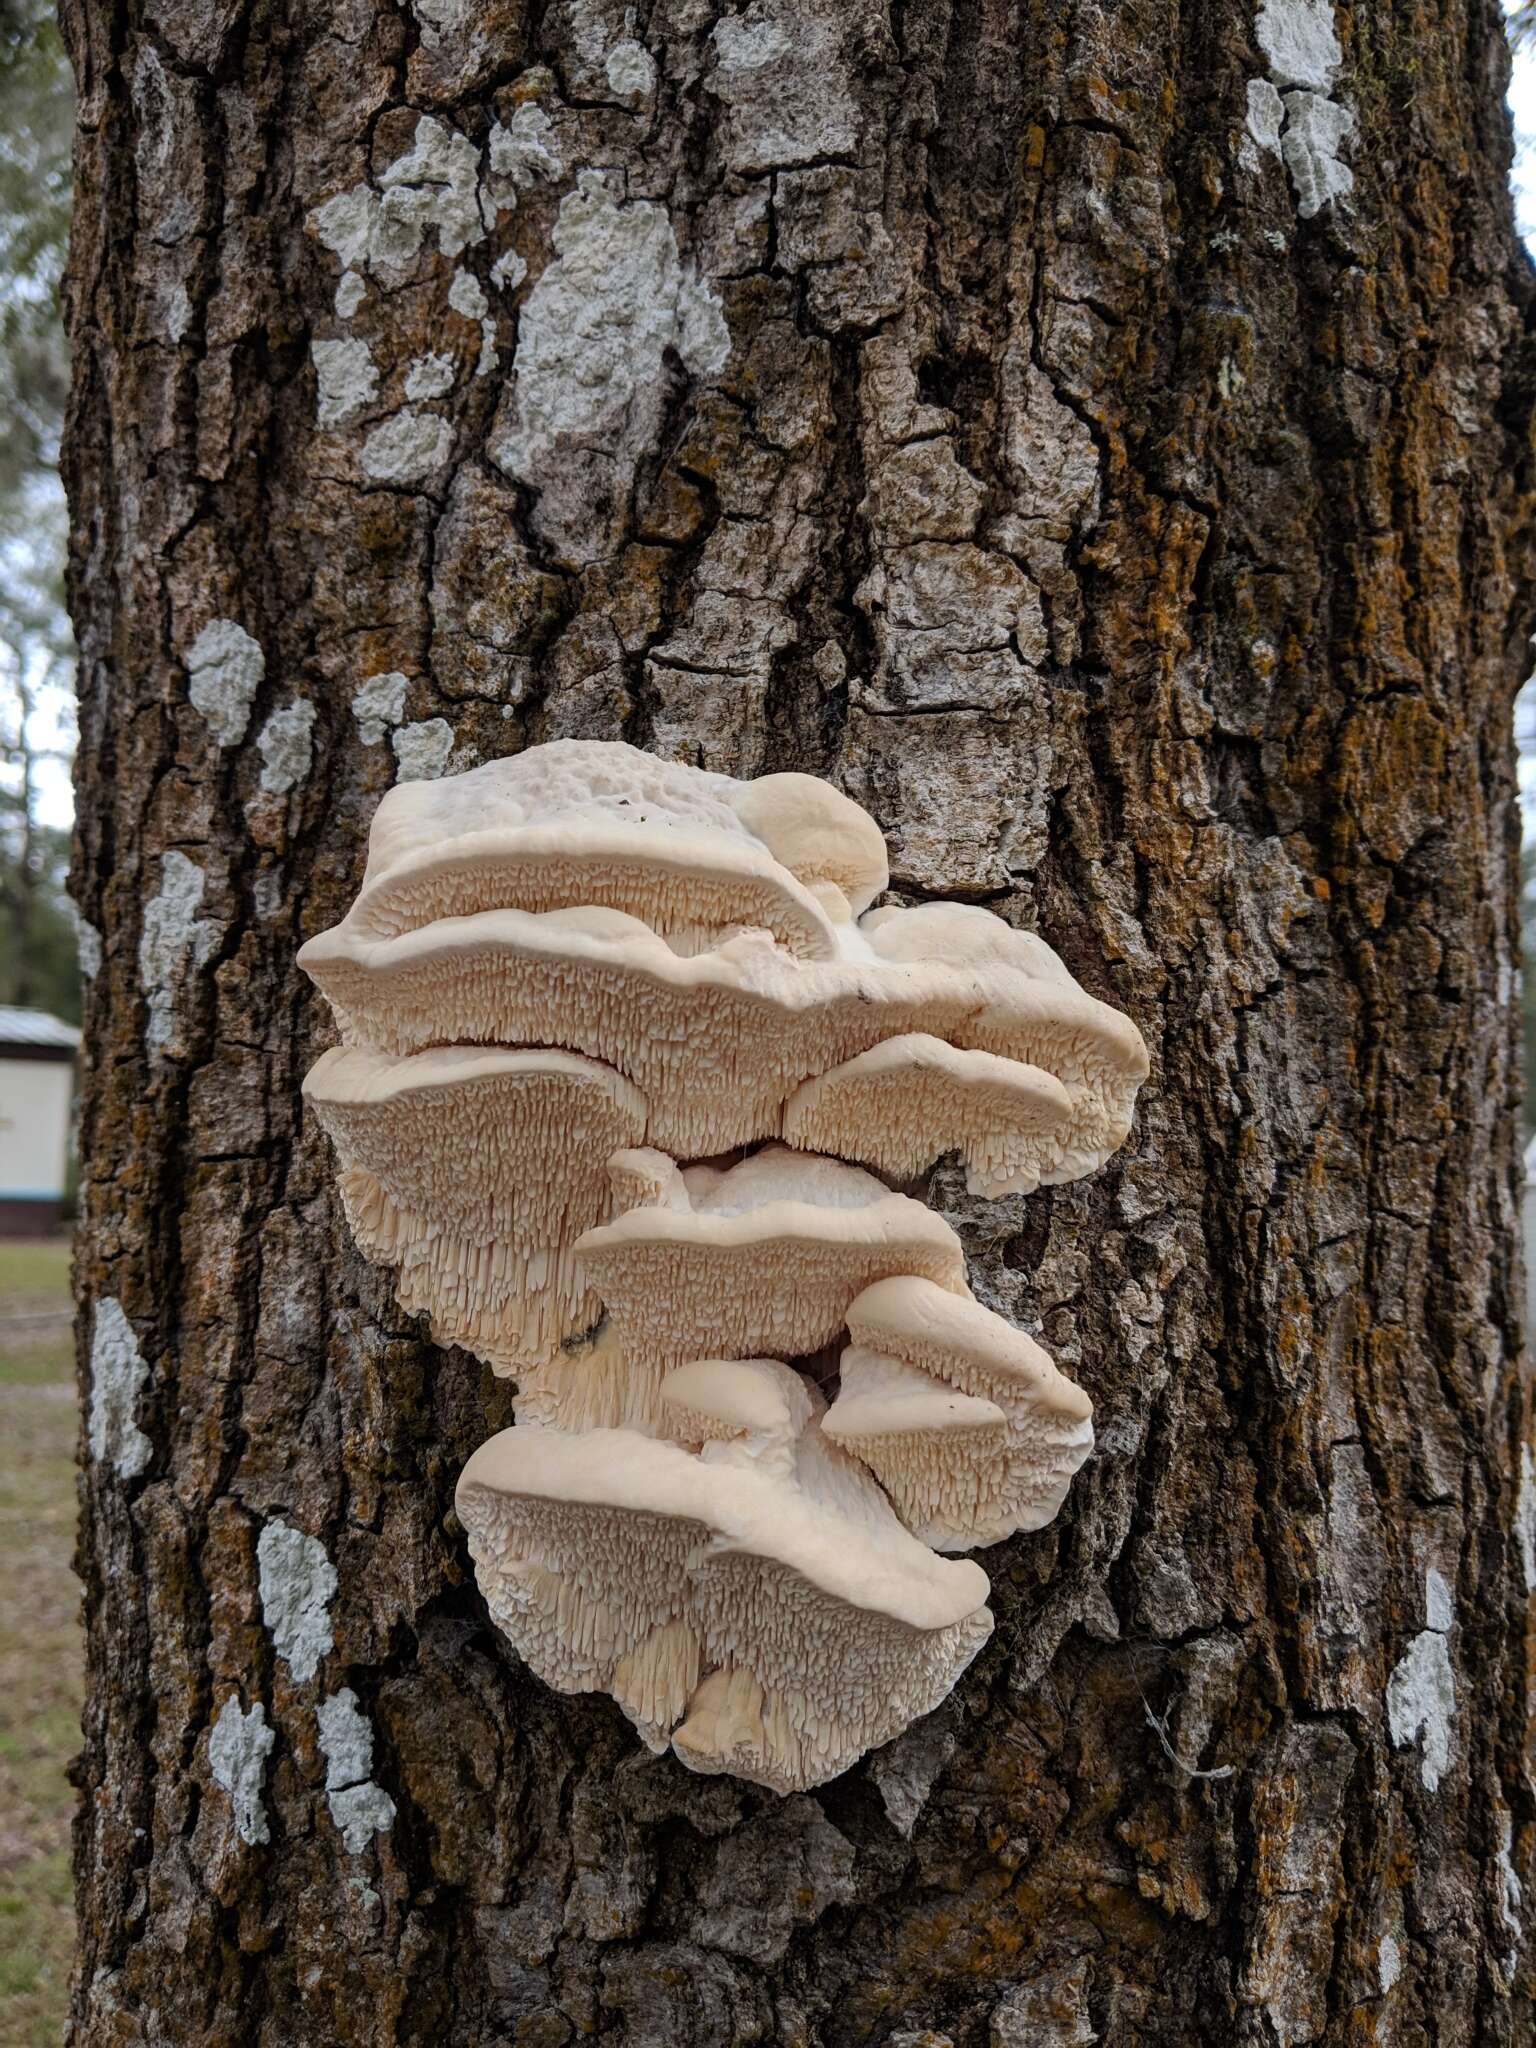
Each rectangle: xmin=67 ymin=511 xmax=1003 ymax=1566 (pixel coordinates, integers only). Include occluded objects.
xmin=412 ymin=0 xmax=472 ymax=25
xmin=361 ymin=410 xmax=454 ymax=484
xmin=1280 ymin=90 xmax=1355 ymax=217
xmin=1424 ymin=1564 xmax=1454 ymax=1632
xmin=351 ymin=671 xmax=411 ymax=745
xmin=707 ymin=2 xmax=855 ymax=170
xmin=391 ymin=717 xmax=455 ymax=781
xmin=1255 ymin=0 xmax=1342 ymax=91
xmin=256 ymin=700 xmax=317 ymax=795
xmin=77 ymin=919 xmax=102 ymax=982
xmin=138 ymin=850 xmax=219 ymax=1052
xmin=1385 ymin=1568 xmax=1456 ymax=1792
xmin=711 ymin=16 xmax=791 ymax=69
xmin=605 ymin=38 xmax=656 ymax=97
xmin=209 ymin=1696 xmax=275 ymax=1846
xmin=331 ymin=1781 xmax=398 ymax=1856
xmin=371 ymin=115 xmax=485 ymax=261
xmin=256 ymin=1519 xmax=337 ymax=1683
xmin=487 ymin=103 xmax=562 ymax=201
xmin=448 ymin=268 xmax=489 ymax=321
xmin=1246 ymin=0 xmax=1352 ymax=217
xmin=335 ymin=271 xmax=367 ymax=319
xmin=316 ymin=1685 xmax=373 ymax=1787
xmin=185 ymin=619 xmax=264 ymax=746
xmin=405 ymin=352 xmax=456 ymax=401
xmin=1378 ymin=1932 xmax=1402 ymax=1993
xmin=1497 ymin=1809 xmax=1523 ymax=1961
xmin=494 ymin=170 xmax=730 ymax=480
xmin=309 ymin=117 xmax=484 ymax=280
xmin=1517 ymin=1442 xmax=1536 ymax=1592
xmin=312 ymin=338 xmax=379 ymax=426
xmin=88 ymin=1299 xmax=152 ymax=1479
xmin=316 ymin=1687 xmax=397 ymax=1854
xmin=1244 ymin=77 xmax=1285 ymax=159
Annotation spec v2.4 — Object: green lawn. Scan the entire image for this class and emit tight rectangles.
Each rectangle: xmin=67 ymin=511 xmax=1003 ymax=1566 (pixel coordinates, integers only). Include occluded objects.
xmin=0 ymin=1239 xmax=69 ymax=1312
xmin=0 ymin=1238 xmax=78 ymax=2047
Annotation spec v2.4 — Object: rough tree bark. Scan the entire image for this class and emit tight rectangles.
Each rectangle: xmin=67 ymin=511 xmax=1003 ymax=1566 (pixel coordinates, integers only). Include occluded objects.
xmin=59 ymin=0 xmax=1536 ymax=2037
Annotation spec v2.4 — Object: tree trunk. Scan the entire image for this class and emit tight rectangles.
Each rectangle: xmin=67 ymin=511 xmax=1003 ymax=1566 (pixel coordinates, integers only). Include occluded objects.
xmin=59 ymin=0 xmax=1536 ymax=2038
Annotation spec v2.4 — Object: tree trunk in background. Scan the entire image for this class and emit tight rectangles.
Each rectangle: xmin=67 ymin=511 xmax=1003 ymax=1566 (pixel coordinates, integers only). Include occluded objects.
xmin=59 ymin=0 xmax=1536 ymax=2037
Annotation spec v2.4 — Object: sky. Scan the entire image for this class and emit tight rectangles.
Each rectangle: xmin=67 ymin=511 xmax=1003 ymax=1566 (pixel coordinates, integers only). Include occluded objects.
xmin=11 ymin=29 xmax=1536 ymax=836
xmin=1514 ymin=27 xmax=1536 ymax=249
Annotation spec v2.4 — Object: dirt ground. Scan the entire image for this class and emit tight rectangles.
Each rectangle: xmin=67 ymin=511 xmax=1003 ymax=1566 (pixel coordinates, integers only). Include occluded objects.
xmin=0 ymin=1238 xmax=78 ymax=2047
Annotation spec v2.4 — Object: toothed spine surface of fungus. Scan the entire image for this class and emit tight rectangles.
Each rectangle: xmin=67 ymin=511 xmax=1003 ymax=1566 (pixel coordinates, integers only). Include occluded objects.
xmin=299 ymin=739 xmax=1148 ymax=1793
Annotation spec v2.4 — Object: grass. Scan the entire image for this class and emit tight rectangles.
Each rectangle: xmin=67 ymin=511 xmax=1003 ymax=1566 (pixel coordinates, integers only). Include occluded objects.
xmin=0 ymin=1240 xmax=69 ymax=1315
xmin=0 ymin=1237 xmax=78 ymax=2047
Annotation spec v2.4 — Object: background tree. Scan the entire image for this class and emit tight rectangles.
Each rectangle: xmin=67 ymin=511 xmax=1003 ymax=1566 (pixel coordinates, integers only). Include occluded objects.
xmin=61 ymin=0 xmax=1536 ymax=2042
xmin=0 ymin=0 xmax=77 ymax=1023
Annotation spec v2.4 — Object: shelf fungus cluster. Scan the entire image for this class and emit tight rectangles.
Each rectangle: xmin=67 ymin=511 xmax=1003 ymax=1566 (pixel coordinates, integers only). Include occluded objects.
xmin=300 ymin=741 xmax=1148 ymax=1792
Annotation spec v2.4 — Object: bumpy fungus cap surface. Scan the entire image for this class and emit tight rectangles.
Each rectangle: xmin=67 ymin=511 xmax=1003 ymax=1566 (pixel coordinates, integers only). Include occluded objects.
xmin=660 ymin=1357 xmax=815 ymax=1470
xmin=827 ymin=1275 xmax=1094 ymax=1550
xmin=313 ymin=739 xmax=846 ymax=958
xmin=859 ymin=905 xmax=1152 ymax=1188
xmin=303 ymin=1044 xmax=645 ymax=1370
xmin=728 ymin=770 xmax=890 ymax=917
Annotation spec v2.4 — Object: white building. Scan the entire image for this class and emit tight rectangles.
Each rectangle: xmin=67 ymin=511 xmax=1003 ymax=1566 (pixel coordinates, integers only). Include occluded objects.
xmin=0 ymin=1006 xmax=80 ymax=1234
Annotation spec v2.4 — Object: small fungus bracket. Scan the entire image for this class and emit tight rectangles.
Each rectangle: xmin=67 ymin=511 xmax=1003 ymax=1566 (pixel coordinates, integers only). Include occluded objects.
xmin=300 ymin=739 xmax=1148 ymax=1792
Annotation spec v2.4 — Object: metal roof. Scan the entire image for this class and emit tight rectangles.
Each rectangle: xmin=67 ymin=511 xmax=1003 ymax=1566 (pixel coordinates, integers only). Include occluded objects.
xmin=0 ymin=1006 xmax=82 ymax=1050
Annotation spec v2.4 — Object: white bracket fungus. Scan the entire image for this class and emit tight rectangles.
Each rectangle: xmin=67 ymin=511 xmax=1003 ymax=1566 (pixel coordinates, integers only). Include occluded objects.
xmin=300 ymin=740 xmax=1148 ymax=1791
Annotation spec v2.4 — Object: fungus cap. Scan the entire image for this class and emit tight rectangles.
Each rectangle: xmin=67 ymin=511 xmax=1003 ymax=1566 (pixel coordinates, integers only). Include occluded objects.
xmin=303 ymin=1043 xmax=646 ymax=1371
xmin=455 ymin=1416 xmax=992 ymax=1791
xmin=832 ymin=1276 xmax=1094 ymax=1550
xmin=300 ymin=894 xmax=1147 ymax=1176
xmin=576 ymin=1146 xmax=969 ymax=1366
xmin=660 ymin=1357 xmax=814 ymax=1446
xmin=859 ymin=901 xmax=1074 ymax=982
xmin=294 ymin=740 xmax=1149 ymax=1787
xmin=823 ymin=1347 xmax=1007 ymax=1442
xmin=326 ymin=741 xmax=882 ymax=958
xmin=782 ymin=1032 xmax=1074 ymax=1193
xmin=728 ymin=771 xmax=890 ymax=917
